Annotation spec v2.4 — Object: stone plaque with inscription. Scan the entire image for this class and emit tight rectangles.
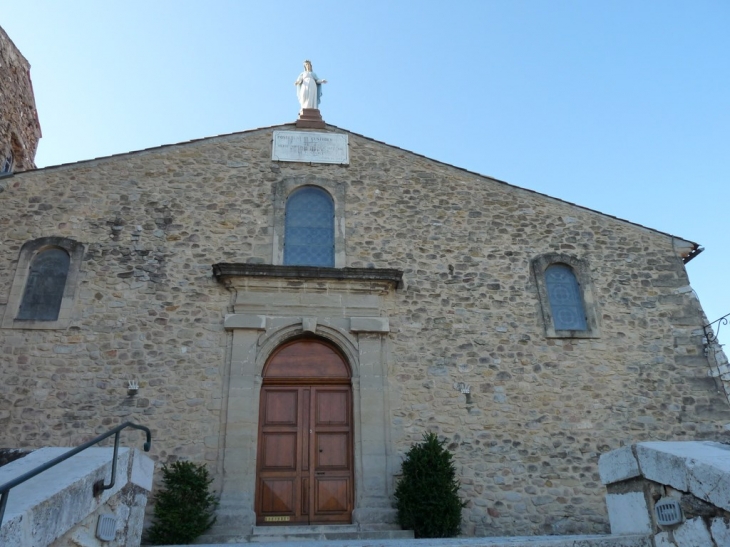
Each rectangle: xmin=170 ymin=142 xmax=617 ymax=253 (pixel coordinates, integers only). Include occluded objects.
xmin=272 ymin=131 xmax=349 ymax=164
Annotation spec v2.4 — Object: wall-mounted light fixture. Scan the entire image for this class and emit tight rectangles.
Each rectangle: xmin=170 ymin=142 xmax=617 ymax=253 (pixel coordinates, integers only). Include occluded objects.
xmin=127 ymin=380 xmax=139 ymax=397
xmin=455 ymin=382 xmax=473 ymax=404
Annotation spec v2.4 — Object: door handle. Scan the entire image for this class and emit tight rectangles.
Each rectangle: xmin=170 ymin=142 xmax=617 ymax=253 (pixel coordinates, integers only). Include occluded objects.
xmin=316 ymin=472 xmax=325 ymax=475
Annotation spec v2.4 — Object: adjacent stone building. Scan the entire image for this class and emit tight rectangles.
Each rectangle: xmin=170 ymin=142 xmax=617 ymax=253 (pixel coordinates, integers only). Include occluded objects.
xmin=1 ymin=26 xmax=729 ymax=539
xmin=0 ymin=25 xmax=41 ymax=174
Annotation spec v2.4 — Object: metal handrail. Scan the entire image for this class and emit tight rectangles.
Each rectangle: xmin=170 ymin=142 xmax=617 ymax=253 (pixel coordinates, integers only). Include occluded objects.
xmin=0 ymin=421 xmax=151 ymax=526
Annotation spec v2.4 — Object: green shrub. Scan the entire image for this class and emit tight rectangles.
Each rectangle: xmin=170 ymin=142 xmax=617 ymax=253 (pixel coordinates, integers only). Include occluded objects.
xmin=147 ymin=460 xmax=219 ymax=545
xmin=394 ymin=432 xmax=465 ymax=538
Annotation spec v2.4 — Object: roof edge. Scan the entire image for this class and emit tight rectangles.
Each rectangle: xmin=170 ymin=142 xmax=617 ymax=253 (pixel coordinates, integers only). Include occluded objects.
xmin=10 ymin=121 xmax=701 ymax=253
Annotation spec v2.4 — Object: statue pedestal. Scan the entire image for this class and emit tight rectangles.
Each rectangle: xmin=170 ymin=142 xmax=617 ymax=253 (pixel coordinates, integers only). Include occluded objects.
xmin=296 ymin=108 xmax=326 ymax=129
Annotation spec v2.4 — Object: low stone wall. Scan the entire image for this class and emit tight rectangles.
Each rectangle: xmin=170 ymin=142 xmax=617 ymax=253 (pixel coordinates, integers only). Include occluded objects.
xmin=599 ymin=441 xmax=730 ymax=546
xmin=0 ymin=447 xmax=153 ymax=547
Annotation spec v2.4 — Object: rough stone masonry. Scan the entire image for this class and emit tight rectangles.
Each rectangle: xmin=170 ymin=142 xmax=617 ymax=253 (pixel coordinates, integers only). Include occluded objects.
xmin=0 ymin=25 xmax=41 ymax=172
xmin=1 ymin=124 xmax=729 ymax=537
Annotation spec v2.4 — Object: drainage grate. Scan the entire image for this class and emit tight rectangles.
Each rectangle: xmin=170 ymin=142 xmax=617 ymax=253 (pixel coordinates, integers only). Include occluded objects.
xmin=96 ymin=514 xmax=117 ymax=541
xmin=655 ymin=498 xmax=683 ymax=526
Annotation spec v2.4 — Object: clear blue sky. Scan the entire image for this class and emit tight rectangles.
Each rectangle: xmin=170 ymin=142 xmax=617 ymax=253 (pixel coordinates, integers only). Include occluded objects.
xmin=4 ymin=1 xmax=730 ymax=340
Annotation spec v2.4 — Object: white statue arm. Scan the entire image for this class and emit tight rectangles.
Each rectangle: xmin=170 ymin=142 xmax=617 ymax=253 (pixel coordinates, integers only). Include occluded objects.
xmin=317 ymin=79 xmax=328 ymax=84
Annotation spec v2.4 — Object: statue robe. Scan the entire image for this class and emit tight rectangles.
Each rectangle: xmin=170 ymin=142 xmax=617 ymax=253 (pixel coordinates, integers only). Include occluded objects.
xmin=296 ymin=70 xmax=322 ymax=110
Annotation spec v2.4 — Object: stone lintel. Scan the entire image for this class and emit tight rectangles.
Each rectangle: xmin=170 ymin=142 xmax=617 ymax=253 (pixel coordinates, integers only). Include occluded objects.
xmin=224 ymin=314 xmax=267 ymax=331
xmin=350 ymin=317 xmax=390 ymax=333
xmin=213 ymin=263 xmax=403 ymax=289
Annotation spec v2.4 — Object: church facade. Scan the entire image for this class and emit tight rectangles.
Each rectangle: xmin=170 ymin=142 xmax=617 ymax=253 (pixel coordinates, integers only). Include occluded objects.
xmin=2 ymin=120 xmax=729 ymax=538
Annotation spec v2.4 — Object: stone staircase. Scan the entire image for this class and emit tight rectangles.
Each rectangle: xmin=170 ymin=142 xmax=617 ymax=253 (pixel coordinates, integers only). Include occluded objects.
xmin=153 ymin=527 xmax=650 ymax=546
xmin=0 ymin=447 xmax=154 ymax=546
xmin=250 ymin=524 xmax=414 ymax=542
xmin=188 ymin=523 xmax=414 ymax=544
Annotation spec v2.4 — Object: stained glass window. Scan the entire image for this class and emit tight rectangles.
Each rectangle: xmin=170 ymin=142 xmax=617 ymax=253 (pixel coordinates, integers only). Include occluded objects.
xmin=284 ymin=186 xmax=334 ymax=267
xmin=17 ymin=248 xmax=70 ymax=321
xmin=545 ymin=264 xmax=587 ymax=331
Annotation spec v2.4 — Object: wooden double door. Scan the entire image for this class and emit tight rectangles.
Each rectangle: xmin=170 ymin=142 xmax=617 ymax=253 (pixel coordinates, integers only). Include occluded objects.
xmin=255 ymin=339 xmax=354 ymax=525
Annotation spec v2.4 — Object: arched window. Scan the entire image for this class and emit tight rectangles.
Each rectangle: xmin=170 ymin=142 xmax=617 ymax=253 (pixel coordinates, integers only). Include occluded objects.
xmin=545 ymin=264 xmax=587 ymax=331
xmin=284 ymin=186 xmax=335 ymax=267
xmin=17 ymin=248 xmax=71 ymax=321
xmin=3 ymin=237 xmax=84 ymax=329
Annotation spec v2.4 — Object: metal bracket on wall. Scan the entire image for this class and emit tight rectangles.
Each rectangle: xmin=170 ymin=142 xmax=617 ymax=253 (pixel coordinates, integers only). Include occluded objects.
xmin=703 ymin=312 xmax=730 ymax=346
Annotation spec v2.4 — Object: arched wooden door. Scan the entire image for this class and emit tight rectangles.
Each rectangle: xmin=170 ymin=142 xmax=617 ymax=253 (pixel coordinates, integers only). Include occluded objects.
xmin=255 ymin=338 xmax=354 ymax=525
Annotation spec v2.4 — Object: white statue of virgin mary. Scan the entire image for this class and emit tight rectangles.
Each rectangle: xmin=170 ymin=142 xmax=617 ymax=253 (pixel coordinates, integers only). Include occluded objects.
xmin=295 ymin=60 xmax=327 ymax=112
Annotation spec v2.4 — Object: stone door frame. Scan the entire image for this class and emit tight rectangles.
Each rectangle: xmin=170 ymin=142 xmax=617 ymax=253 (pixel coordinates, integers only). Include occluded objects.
xmin=211 ymin=269 xmax=401 ymax=536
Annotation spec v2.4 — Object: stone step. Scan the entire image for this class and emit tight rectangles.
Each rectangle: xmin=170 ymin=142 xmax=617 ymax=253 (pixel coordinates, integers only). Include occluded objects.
xmin=252 ymin=524 xmax=359 ymax=535
xmin=250 ymin=529 xmax=415 ymax=543
xmin=194 ymin=525 xmax=413 ymax=544
xmin=192 ymin=523 xmax=411 ymax=544
xmin=154 ymin=532 xmax=650 ymax=546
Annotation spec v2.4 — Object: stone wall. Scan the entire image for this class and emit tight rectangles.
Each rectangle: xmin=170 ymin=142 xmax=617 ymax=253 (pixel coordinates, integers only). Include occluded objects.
xmin=0 ymin=25 xmax=41 ymax=172
xmin=0 ymin=447 xmax=153 ymax=547
xmin=600 ymin=441 xmax=730 ymax=546
xmin=1 ymin=125 xmax=728 ymax=536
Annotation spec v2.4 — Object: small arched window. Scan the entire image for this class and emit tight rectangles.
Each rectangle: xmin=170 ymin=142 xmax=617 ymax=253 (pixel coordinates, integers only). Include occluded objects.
xmin=284 ymin=186 xmax=335 ymax=267
xmin=3 ymin=237 xmax=84 ymax=330
xmin=545 ymin=264 xmax=587 ymax=331
xmin=17 ymin=248 xmax=71 ymax=321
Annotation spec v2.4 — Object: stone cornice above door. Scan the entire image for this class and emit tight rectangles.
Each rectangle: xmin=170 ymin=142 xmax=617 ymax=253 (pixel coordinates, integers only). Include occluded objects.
xmin=212 ymin=263 xmax=402 ymax=317
xmin=213 ymin=263 xmax=403 ymax=288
